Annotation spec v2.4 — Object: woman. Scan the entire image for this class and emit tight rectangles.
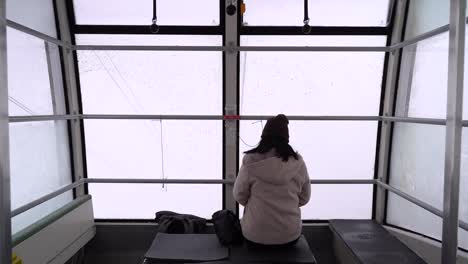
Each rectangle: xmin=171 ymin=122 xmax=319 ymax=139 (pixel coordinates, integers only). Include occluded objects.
xmin=233 ymin=114 xmax=311 ymax=248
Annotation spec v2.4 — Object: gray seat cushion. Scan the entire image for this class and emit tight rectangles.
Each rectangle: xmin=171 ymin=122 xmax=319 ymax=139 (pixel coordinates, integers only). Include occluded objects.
xmin=144 ymin=233 xmax=229 ymax=263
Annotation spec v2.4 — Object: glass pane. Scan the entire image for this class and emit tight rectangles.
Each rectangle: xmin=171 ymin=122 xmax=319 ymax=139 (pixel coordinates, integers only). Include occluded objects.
xmin=404 ymin=0 xmax=449 ymax=40
xmin=76 ymin=35 xmax=222 ymax=115
xmin=84 ymin=120 xmax=222 ymax=180
xmin=240 ymin=184 xmax=373 ymax=220
xmin=460 ymin=129 xmax=468 ymax=250
xmin=240 ymin=36 xmax=386 ymax=116
xmin=7 ymin=28 xmax=55 ymax=115
xmin=242 ymin=0 xmax=390 ymax=26
xmin=7 ymin=0 xmax=58 ymax=37
xmin=395 ymin=30 xmax=468 ymax=119
xmin=12 ymin=193 xmax=72 ymax=234
xmin=395 ymin=33 xmax=449 ymax=119
xmin=240 ymin=121 xmax=378 ymax=180
xmin=73 ymin=0 xmax=219 ymax=26
xmin=302 ymin=185 xmax=373 ymax=219
xmin=388 ymin=194 xmax=468 ymax=251
xmin=387 ymin=194 xmax=443 ymax=240
xmin=90 ymin=184 xmax=221 ymax=219
xmin=386 ymin=123 xmax=456 ymax=247
xmin=9 ymin=121 xmax=73 ymax=233
xmin=388 ymin=125 xmax=468 ymax=250
xmin=389 ymin=123 xmax=445 ymax=210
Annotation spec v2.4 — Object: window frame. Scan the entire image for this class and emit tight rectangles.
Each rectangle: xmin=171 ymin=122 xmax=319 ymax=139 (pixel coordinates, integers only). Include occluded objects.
xmin=64 ymin=0 xmax=396 ymax=221
xmin=239 ymin=0 xmax=396 ymax=30
xmin=380 ymin=0 xmax=468 ymax=252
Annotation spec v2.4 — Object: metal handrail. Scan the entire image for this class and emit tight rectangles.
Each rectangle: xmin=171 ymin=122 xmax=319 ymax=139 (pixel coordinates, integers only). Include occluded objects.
xmin=11 ymin=178 xmax=374 ymax=218
xmin=11 ymin=179 xmax=86 ymax=217
xmin=376 ymin=180 xmax=468 ymax=232
xmin=380 ymin=116 xmax=447 ymax=125
xmin=9 ymin=115 xmax=80 ymax=123
xmin=389 ymin=24 xmax=449 ymax=51
xmin=86 ymin=178 xmax=235 ymax=184
xmin=11 ymin=178 xmax=468 ymax=233
xmin=9 ymin=114 xmax=468 ymax=127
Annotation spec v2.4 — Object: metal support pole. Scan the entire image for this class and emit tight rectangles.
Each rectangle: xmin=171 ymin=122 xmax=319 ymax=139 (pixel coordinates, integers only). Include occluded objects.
xmin=55 ymin=0 xmax=86 ymax=196
xmin=442 ymin=0 xmax=466 ymax=262
xmin=0 ymin=0 xmax=12 ymax=262
xmin=224 ymin=0 xmax=239 ymax=213
xmin=375 ymin=0 xmax=408 ymax=223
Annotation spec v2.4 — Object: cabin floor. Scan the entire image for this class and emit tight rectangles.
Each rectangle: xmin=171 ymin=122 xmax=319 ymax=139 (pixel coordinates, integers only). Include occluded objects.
xmin=80 ymin=223 xmax=338 ymax=264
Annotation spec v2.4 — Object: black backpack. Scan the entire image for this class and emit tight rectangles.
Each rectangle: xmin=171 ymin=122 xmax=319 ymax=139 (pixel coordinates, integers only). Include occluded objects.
xmin=212 ymin=210 xmax=243 ymax=246
xmin=155 ymin=211 xmax=207 ymax=234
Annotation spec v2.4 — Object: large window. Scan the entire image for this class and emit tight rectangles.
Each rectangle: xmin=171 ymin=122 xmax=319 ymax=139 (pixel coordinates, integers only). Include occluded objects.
xmin=7 ymin=29 xmax=65 ymax=115
xmin=388 ymin=123 xmax=468 ymax=249
xmin=76 ymin=35 xmax=224 ymax=218
xmin=91 ymin=184 xmax=221 ymax=219
xmin=10 ymin=121 xmax=72 ymax=233
xmin=395 ymin=31 xmax=468 ymax=119
xmin=239 ymin=35 xmax=386 ymax=219
xmin=240 ymin=121 xmax=377 ymax=219
xmin=240 ymin=36 xmax=386 ymax=116
xmin=84 ymin=120 xmax=222 ymax=180
xmin=7 ymin=0 xmax=73 ymax=233
xmin=71 ymin=1 xmax=389 ymax=221
xmin=242 ymin=0 xmax=391 ymax=27
xmin=404 ymin=0 xmax=449 ymax=40
xmin=388 ymin=0 xmax=468 ymax=250
xmin=76 ymin=35 xmax=222 ymax=115
xmin=7 ymin=0 xmax=58 ymax=37
xmin=73 ymin=0 xmax=220 ymax=26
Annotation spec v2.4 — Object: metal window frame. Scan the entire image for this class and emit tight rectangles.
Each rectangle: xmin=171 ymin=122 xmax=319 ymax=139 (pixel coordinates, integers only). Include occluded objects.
xmin=51 ymin=0 xmax=78 ymax=200
xmin=442 ymin=0 xmax=466 ymax=262
xmin=68 ymin=0 xmax=226 ymax=34
xmin=2 ymin=0 xmax=468 ymax=260
xmin=224 ymin=0 xmax=239 ymax=213
xmin=4 ymin=16 xmax=462 ymax=53
xmin=9 ymin=0 xmax=468 ymax=228
xmin=55 ymin=0 xmax=87 ymax=197
xmin=380 ymin=0 xmax=412 ymax=228
xmin=240 ymin=26 xmax=390 ymax=36
xmin=0 ymin=0 xmax=11 ymax=263
xmin=374 ymin=0 xmax=407 ymax=223
xmin=238 ymin=0 xmax=392 ymax=35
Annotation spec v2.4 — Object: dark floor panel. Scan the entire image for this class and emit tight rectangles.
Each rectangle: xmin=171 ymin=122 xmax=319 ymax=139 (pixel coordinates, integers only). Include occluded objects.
xmin=83 ymin=223 xmax=338 ymax=264
xmin=84 ymin=251 xmax=146 ymax=264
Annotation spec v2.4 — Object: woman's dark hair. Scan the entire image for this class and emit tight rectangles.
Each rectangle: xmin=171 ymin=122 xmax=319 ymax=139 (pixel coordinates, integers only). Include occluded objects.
xmin=245 ymin=136 xmax=298 ymax=162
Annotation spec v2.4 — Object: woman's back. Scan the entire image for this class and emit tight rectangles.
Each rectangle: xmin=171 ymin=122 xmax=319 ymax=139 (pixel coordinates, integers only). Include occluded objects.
xmin=234 ymin=150 xmax=310 ymax=245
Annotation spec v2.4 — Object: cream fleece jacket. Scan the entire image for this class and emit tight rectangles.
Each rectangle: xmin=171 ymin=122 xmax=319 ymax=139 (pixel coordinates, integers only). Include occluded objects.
xmin=233 ymin=151 xmax=311 ymax=245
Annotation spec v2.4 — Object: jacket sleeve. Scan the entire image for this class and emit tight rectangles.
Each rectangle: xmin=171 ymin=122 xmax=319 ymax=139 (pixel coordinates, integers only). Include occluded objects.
xmin=298 ymin=161 xmax=311 ymax=207
xmin=233 ymin=156 xmax=251 ymax=206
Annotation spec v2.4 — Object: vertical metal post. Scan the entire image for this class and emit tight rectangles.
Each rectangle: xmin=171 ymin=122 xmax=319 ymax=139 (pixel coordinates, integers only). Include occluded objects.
xmin=442 ymin=0 xmax=466 ymax=263
xmin=224 ymin=0 xmax=239 ymax=212
xmin=55 ymin=0 xmax=86 ymax=195
xmin=375 ymin=0 xmax=408 ymax=223
xmin=0 ymin=0 xmax=12 ymax=262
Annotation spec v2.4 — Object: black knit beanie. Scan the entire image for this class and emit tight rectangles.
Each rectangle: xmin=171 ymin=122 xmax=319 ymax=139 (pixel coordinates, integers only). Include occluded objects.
xmin=261 ymin=114 xmax=289 ymax=141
